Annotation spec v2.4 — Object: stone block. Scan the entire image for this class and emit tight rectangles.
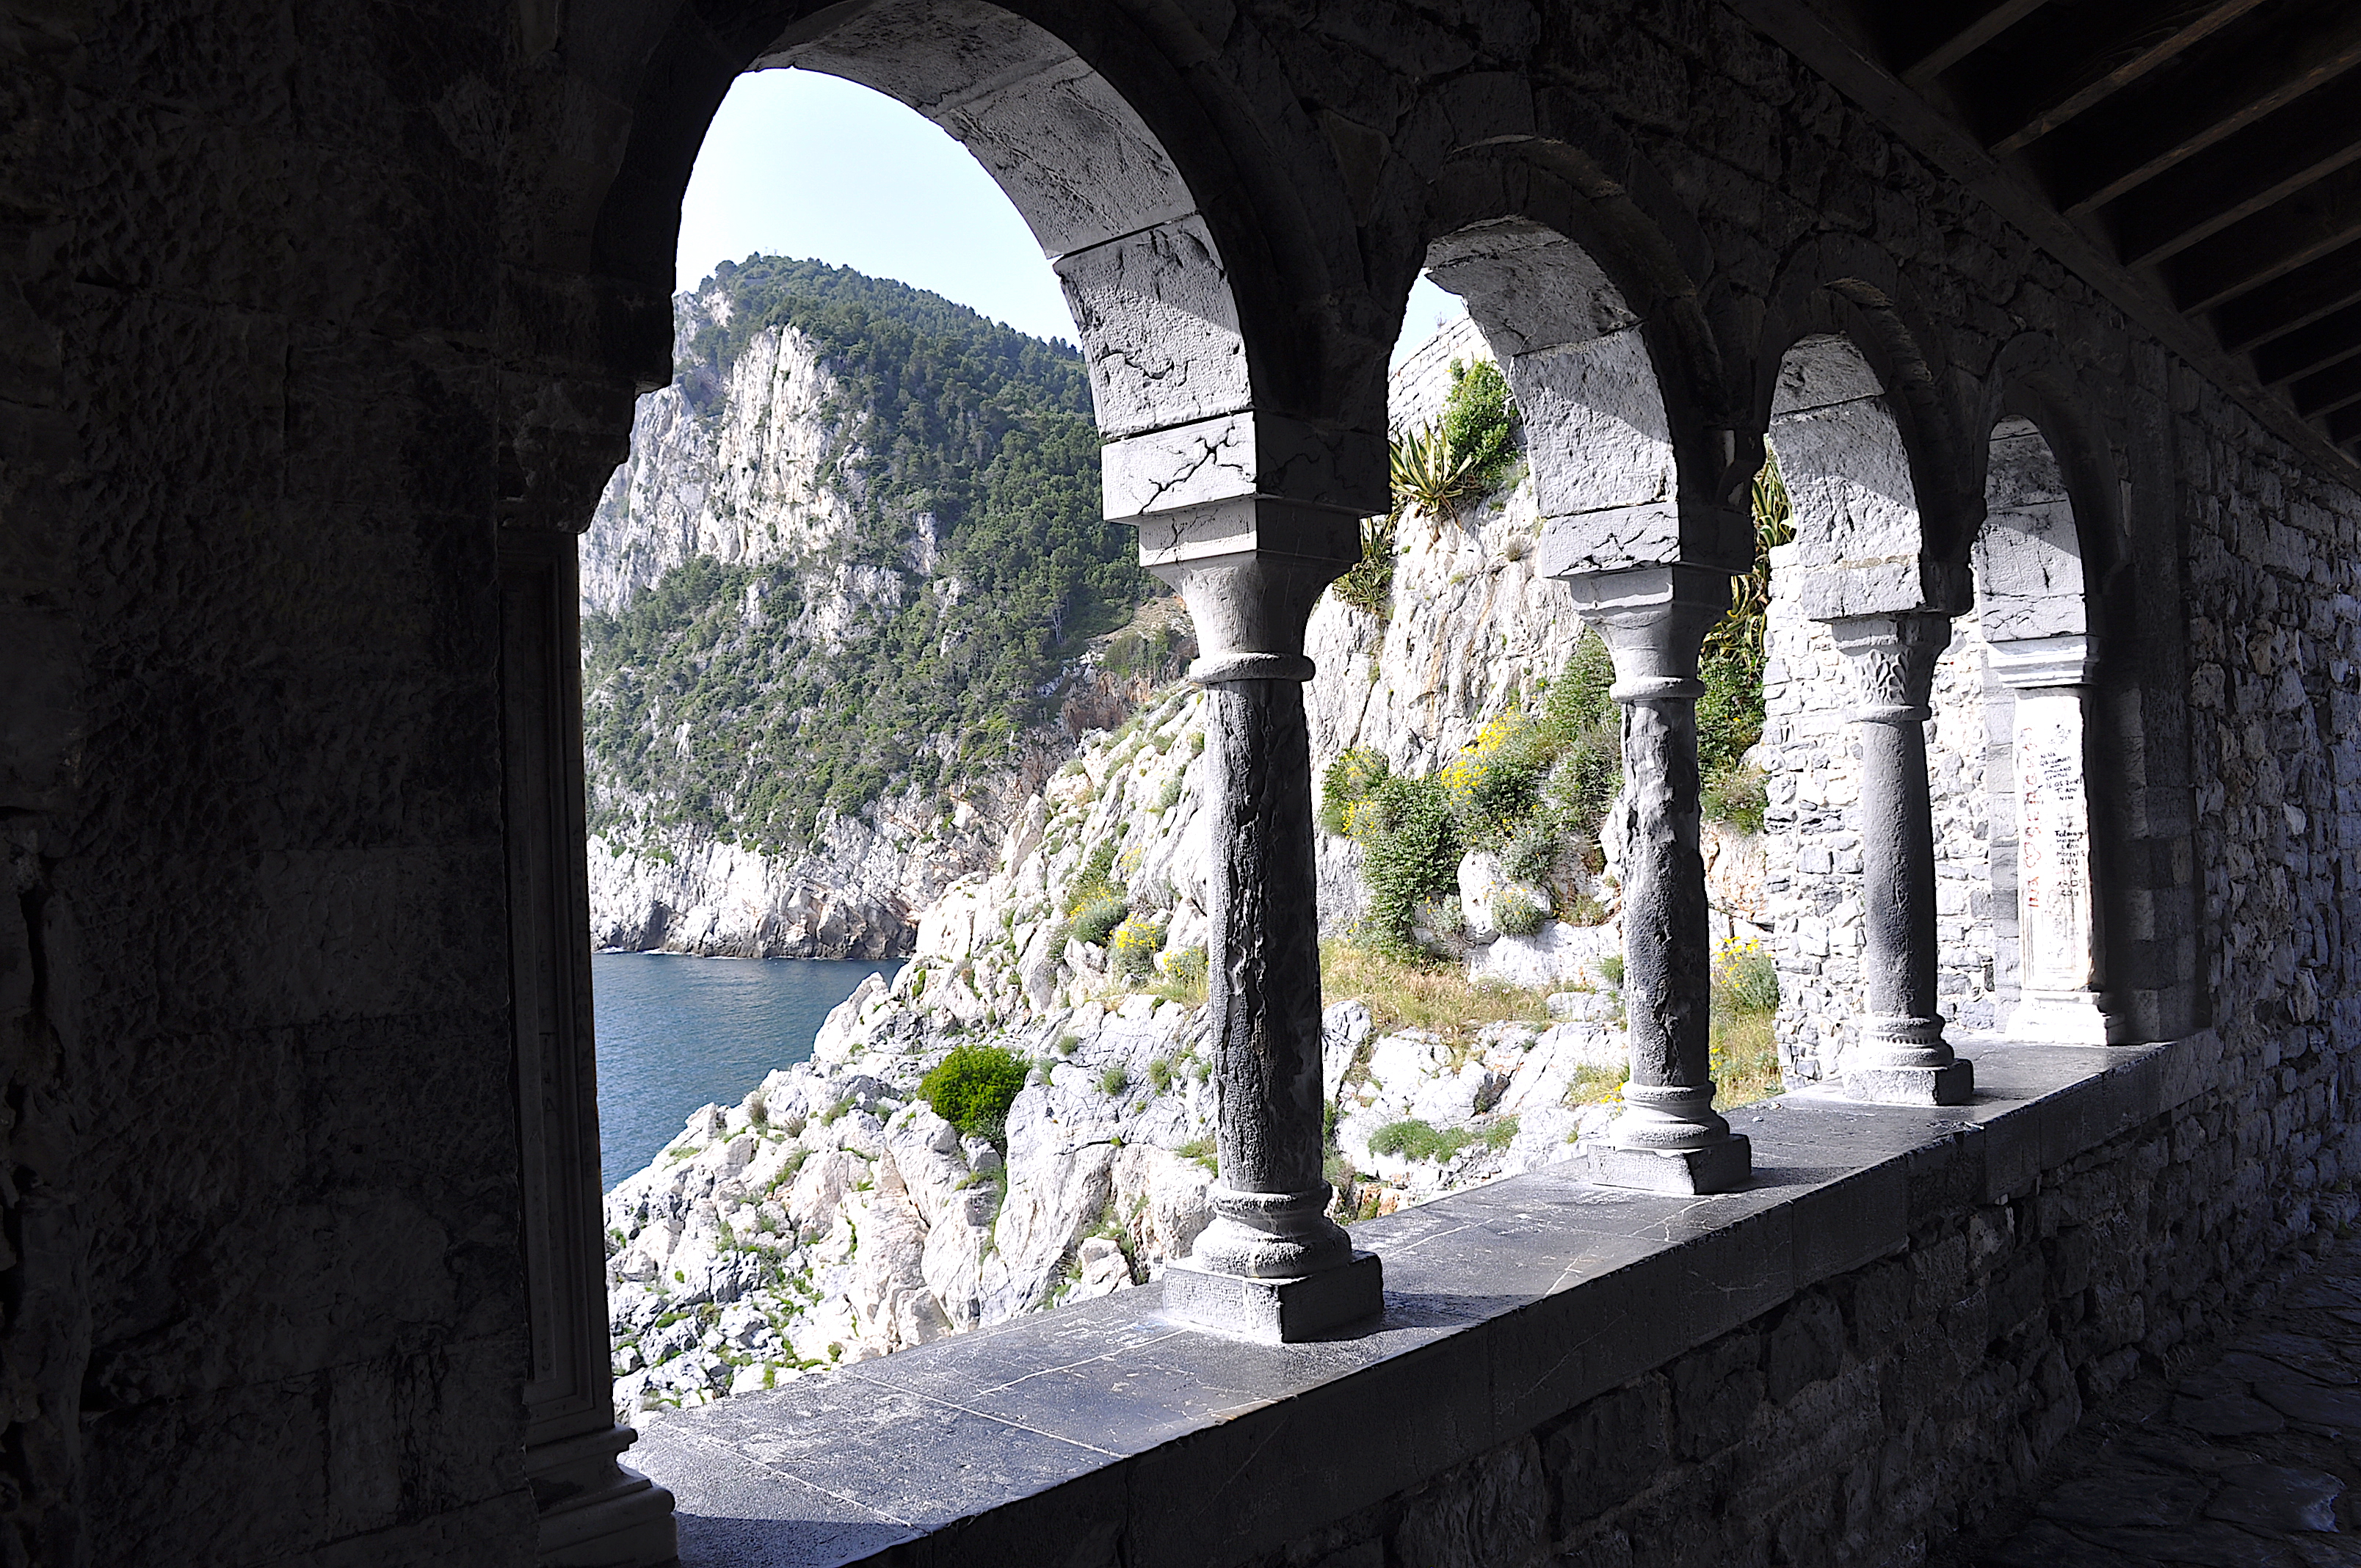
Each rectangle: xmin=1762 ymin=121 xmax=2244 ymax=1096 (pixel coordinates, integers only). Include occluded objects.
xmin=1159 ymin=1252 xmax=1384 ymax=1343
xmin=1846 ymin=1059 xmax=1974 ymax=1106
xmin=1585 ymin=1136 xmax=1752 ymax=1194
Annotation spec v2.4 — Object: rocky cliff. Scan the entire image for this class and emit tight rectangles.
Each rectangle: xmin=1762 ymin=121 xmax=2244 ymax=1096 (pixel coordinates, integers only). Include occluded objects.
xmin=579 ymin=259 xmax=1158 ymax=957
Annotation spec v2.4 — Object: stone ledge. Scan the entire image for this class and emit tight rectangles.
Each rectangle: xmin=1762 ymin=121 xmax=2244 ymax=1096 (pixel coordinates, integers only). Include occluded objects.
xmin=635 ymin=1032 xmax=2216 ymax=1568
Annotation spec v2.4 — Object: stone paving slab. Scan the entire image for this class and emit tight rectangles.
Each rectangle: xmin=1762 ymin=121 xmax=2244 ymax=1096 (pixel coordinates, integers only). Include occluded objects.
xmin=1968 ymin=1238 xmax=2361 ymax=1567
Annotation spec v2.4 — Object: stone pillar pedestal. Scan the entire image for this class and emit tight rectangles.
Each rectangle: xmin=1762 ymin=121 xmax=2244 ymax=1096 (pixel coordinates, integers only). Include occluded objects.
xmin=1989 ymin=634 xmax=2121 ymax=1044
xmin=501 ymin=531 xmax=677 ymax=1565
xmin=1828 ymin=612 xmax=1974 ymax=1106
xmin=1565 ymin=567 xmax=1750 ymax=1194
xmin=1149 ymin=535 xmax=1382 ymax=1341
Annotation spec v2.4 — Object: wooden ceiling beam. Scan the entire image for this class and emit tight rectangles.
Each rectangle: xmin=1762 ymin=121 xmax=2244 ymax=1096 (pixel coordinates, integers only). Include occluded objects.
xmin=2105 ymin=83 xmax=2361 ymax=266
xmin=2213 ymin=239 xmax=2361 ymax=352
xmin=2250 ymin=302 xmax=2361 ymax=385
xmin=2048 ymin=1 xmax=2361 ymax=215
xmin=2291 ymin=357 xmax=2361 ymax=421
xmin=1900 ymin=0 xmax=2050 ymax=84
xmin=2167 ymin=161 xmax=2361 ymax=313
xmin=1981 ymin=0 xmax=2271 ymax=156
xmin=2324 ymin=403 xmax=2361 ymax=447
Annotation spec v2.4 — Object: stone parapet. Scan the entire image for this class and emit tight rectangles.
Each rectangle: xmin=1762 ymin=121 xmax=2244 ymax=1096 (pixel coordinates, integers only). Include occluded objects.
xmin=637 ymin=1025 xmax=2357 ymax=1566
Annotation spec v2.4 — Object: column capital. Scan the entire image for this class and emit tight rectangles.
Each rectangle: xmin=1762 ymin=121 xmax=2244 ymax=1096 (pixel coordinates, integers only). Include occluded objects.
xmin=1559 ymin=564 xmax=1732 ymax=700
xmin=1987 ymin=632 xmax=2095 ymax=689
xmin=1829 ymin=611 xmax=1950 ymax=725
xmin=1123 ymin=496 xmax=1362 ymax=685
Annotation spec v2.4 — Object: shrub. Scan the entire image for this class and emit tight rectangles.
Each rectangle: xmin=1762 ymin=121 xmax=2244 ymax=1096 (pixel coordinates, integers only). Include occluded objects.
xmin=1072 ymin=894 xmax=1128 ymax=948
xmin=1440 ymin=357 xmax=1518 ymax=495
xmin=918 ymin=1044 xmax=1030 ymax=1139
xmin=1064 ymin=841 xmax=1120 ymax=915
xmin=1098 ymin=1064 xmax=1130 ymax=1097
xmin=1501 ymin=819 xmax=1559 ymax=885
xmin=1702 ymin=763 xmax=1768 ymax=833
xmin=1054 ymin=1032 xmax=1082 ymax=1056
xmin=1368 ymin=1118 xmax=1475 ymax=1164
xmin=1332 ymin=513 xmax=1397 ymax=617
xmin=1146 ymin=1057 xmax=1174 ymax=1094
xmin=1319 ymin=747 xmax=1392 ymax=835
xmin=1714 ymin=937 xmax=1780 ymax=1011
xmin=1495 ymin=891 xmax=1549 ymax=937
xmin=1110 ymin=913 xmax=1164 ymax=977
xmin=1351 ymin=773 xmax=1463 ymax=956
xmin=1598 ymin=955 xmax=1626 ymax=988
xmin=1484 ymin=1116 xmax=1521 ymax=1150
xmin=1152 ymin=775 xmax=1183 ymax=813
xmin=1161 ymin=943 xmax=1206 ymax=987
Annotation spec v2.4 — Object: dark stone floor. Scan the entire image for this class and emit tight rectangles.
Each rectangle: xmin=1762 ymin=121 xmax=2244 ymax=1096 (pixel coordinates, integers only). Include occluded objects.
xmin=1970 ymin=1237 xmax=2361 ymax=1567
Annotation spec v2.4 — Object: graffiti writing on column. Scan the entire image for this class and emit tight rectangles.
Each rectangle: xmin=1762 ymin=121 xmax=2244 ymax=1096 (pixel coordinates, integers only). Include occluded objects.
xmin=2014 ymin=697 xmax=2094 ymax=994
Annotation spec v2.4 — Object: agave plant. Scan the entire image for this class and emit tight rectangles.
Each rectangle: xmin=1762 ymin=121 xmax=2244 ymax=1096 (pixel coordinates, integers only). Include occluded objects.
xmin=1705 ymin=452 xmax=1797 ymax=662
xmin=1389 ymin=419 xmax=1481 ymax=529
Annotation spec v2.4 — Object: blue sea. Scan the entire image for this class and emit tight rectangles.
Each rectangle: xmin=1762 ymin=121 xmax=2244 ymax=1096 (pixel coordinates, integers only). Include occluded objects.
xmin=592 ymin=953 xmax=902 ymax=1191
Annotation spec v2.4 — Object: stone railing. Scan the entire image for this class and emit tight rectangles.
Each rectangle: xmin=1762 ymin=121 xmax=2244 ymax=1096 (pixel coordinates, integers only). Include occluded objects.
xmin=631 ymin=1023 xmax=2351 ymax=1566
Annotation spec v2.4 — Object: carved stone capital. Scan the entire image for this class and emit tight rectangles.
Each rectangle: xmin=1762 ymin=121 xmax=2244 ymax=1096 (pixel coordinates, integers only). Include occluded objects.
xmin=1829 ymin=611 xmax=1950 ymax=724
xmin=1128 ymin=499 xmax=1360 ymax=684
xmin=1559 ymin=564 xmax=1732 ymax=702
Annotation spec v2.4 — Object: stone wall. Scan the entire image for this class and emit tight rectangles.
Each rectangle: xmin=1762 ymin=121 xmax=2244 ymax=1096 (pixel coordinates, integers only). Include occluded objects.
xmin=1236 ymin=1022 xmax=2361 ymax=1568
xmin=1763 ymin=551 xmax=1999 ymax=1083
xmin=0 ymin=0 xmax=2351 ymax=1558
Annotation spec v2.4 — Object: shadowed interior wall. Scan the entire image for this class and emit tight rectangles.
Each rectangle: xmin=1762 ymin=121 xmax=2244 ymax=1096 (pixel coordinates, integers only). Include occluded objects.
xmin=0 ymin=0 xmax=2349 ymax=1561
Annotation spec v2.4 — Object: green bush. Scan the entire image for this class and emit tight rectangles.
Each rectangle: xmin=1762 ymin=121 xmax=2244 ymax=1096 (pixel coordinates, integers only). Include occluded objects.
xmin=1110 ymin=913 xmax=1164 ymax=977
xmin=918 ymin=1044 xmax=1030 ymax=1139
xmin=1333 ymin=513 xmax=1396 ymax=616
xmin=1352 ymin=774 xmax=1463 ymax=957
xmin=1440 ymin=358 xmax=1518 ymax=495
xmin=1098 ymin=1064 xmax=1130 ymax=1097
xmin=1714 ymin=938 xmax=1780 ymax=1011
xmin=1319 ymin=747 xmax=1392 ymax=835
xmin=1702 ymin=762 xmax=1768 ymax=833
xmin=1367 ymin=1118 xmax=1475 ymax=1164
xmin=1494 ymin=891 xmax=1550 ymax=937
xmin=1065 ymin=841 xmax=1120 ymax=915
xmin=1072 ymin=894 xmax=1128 ymax=948
xmin=1501 ymin=819 xmax=1559 ymax=885
xmin=1598 ymin=955 xmax=1626 ymax=989
xmin=1160 ymin=943 xmax=1207 ymax=988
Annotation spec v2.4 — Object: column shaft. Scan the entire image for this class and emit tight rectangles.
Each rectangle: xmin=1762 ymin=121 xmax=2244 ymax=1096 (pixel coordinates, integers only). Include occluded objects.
xmin=1194 ymin=675 xmax=1352 ymax=1277
xmin=1564 ymin=566 xmax=1749 ymax=1194
xmin=1830 ymin=612 xmax=1973 ymax=1105
xmin=1147 ymin=545 xmax=1383 ymax=1341
xmin=500 ymin=531 xmax=678 ymax=1566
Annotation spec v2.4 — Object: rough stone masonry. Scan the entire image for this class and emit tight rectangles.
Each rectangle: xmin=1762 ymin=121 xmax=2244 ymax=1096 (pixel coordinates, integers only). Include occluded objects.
xmin=0 ymin=0 xmax=2357 ymax=1563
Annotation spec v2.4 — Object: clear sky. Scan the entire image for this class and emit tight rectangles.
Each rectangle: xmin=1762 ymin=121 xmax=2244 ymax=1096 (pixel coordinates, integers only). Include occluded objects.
xmin=677 ymin=68 xmax=1463 ymax=366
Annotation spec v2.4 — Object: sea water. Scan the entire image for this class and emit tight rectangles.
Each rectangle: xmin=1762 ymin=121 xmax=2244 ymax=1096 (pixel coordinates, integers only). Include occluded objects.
xmin=592 ymin=952 xmax=901 ymax=1191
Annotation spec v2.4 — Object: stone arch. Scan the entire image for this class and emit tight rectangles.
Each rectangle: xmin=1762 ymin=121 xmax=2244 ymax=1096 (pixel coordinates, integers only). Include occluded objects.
xmin=1757 ymin=300 xmax=1984 ymax=1098
xmin=1972 ymin=410 xmax=2123 ymax=1042
xmin=1413 ymin=141 xmax=1752 ymax=576
xmin=540 ymin=0 xmax=1387 ymax=537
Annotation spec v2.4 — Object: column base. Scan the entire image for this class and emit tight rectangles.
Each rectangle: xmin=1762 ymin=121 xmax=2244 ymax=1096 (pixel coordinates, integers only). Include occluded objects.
xmin=1161 ymin=1251 xmax=1385 ymax=1343
xmin=1586 ymin=1136 xmax=1752 ymax=1195
xmin=529 ymin=1425 xmax=678 ymax=1567
xmin=1846 ymin=1059 xmax=1975 ymax=1106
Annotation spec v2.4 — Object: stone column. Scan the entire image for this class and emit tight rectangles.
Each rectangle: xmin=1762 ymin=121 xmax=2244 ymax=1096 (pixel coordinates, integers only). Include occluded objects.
xmin=1565 ymin=566 xmax=1751 ymax=1194
xmin=1828 ymin=611 xmax=1974 ymax=1104
xmin=1989 ymin=634 xmax=2119 ymax=1042
xmin=500 ymin=531 xmax=678 ymax=1565
xmin=1148 ymin=540 xmax=1384 ymax=1342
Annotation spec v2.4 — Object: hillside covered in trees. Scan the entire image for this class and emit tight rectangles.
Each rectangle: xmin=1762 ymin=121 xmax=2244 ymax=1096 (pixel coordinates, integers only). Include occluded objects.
xmin=581 ymin=259 xmax=1156 ymax=863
